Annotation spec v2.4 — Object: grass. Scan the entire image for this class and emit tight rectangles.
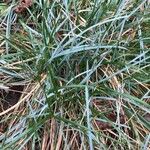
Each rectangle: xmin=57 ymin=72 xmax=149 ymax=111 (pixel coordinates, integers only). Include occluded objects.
xmin=0 ymin=0 xmax=150 ymax=149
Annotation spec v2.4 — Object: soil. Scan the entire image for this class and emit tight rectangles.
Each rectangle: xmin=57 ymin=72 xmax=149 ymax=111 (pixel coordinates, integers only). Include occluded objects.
xmin=0 ymin=85 xmax=24 ymax=111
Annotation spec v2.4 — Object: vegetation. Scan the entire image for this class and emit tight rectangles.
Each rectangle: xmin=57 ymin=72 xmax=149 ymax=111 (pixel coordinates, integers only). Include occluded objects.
xmin=0 ymin=0 xmax=150 ymax=149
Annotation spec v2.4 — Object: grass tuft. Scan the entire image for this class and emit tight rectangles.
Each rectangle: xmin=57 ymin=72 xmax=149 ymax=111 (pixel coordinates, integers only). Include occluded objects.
xmin=0 ymin=0 xmax=150 ymax=149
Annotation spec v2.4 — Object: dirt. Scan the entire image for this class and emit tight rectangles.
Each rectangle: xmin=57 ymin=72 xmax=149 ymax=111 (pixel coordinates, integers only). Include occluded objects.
xmin=0 ymin=85 xmax=24 ymax=133
xmin=0 ymin=85 xmax=24 ymax=111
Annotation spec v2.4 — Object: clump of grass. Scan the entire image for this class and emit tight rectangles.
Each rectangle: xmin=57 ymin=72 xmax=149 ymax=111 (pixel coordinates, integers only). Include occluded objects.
xmin=0 ymin=0 xmax=150 ymax=149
